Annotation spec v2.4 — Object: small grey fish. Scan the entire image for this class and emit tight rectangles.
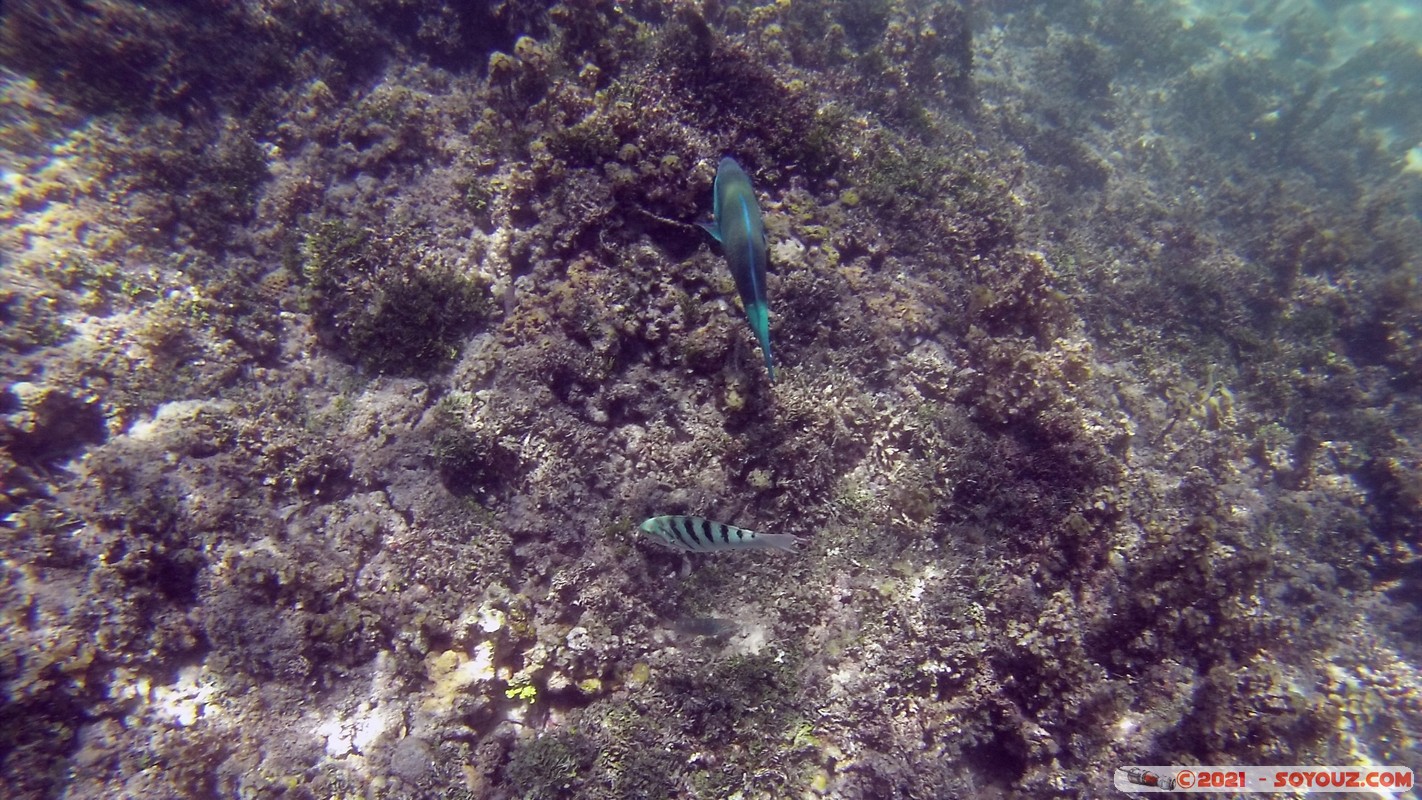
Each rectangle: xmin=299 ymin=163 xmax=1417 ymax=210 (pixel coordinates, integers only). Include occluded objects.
xmin=638 ymin=515 xmax=800 ymax=553
xmin=671 ymin=616 xmax=741 ymax=639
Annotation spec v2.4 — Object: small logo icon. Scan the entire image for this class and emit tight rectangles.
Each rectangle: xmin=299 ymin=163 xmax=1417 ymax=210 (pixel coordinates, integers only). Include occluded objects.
xmin=1123 ymin=768 xmax=1176 ymax=790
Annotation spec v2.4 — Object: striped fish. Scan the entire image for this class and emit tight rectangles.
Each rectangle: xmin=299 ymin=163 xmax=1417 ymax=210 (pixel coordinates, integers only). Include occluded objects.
xmin=698 ymin=157 xmax=776 ymax=382
xmin=638 ymin=515 xmax=800 ymax=553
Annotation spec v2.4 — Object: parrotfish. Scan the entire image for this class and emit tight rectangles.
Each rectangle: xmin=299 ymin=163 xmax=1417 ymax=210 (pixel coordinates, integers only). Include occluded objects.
xmin=699 ymin=157 xmax=776 ymax=382
xmin=638 ymin=515 xmax=800 ymax=553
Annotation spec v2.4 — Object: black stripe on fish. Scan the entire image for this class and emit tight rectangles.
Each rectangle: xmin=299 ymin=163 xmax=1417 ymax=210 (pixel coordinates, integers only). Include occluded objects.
xmin=695 ymin=517 xmax=715 ymax=549
xmin=661 ymin=518 xmax=680 ymax=549
xmin=690 ymin=517 xmax=710 ymax=550
xmin=675 ymin=517 xmax=696 ymax=549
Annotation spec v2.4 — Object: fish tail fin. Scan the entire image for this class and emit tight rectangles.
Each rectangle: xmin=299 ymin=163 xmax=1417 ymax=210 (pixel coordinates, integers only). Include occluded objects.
xmin=745 ymin=302 xmax=774 ymax=382
xmin=760 ymin=532 xmax=800 ymax=552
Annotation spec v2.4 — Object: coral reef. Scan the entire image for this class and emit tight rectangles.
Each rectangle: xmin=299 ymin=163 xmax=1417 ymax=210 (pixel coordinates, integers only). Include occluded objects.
xmin=2 ymin=0 xmax=1420 ymax=798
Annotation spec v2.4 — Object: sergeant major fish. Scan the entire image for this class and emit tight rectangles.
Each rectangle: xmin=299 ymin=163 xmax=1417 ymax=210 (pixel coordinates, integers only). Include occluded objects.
xmin=699 ymin=156 xmax=776 ymax=382
xmin=638 ymin=515 xmax=800 ymax=553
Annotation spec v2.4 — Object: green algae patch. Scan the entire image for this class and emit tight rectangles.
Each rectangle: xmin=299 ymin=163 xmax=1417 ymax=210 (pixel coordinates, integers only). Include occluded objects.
xmin=503 ymin=732 xmax=597 ymax=800
xmin=302 ymin=221 xmax=490 ymax=375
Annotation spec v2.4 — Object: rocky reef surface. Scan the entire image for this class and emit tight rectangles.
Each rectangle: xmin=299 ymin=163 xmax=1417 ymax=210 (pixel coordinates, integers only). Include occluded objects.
xmin=1 ymin=0 xmax=1419 ymax=797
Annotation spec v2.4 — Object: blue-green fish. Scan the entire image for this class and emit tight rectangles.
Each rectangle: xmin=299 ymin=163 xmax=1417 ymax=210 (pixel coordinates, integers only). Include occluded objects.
xmin=638 ymin=515 xmax=800 ymax=553
xmin=699 ymin=157 xmax=776 ymax=382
